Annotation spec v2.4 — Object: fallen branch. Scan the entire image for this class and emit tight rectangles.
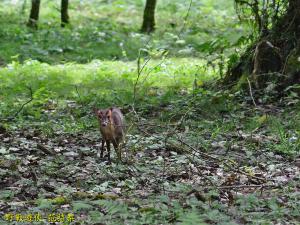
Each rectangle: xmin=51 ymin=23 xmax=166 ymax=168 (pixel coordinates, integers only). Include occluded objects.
xmin=210 ymin=184 xmax=277 ymax=190
xmin=175 ymin=137 xmax=266 ymax=182
xmin=186 ymin=183 xmax=280 ymax=197
xmin=14 ymin=86 xmax=34 ymax=116
xmin=176 ymin=138 xmax=220 ymax=161
xmin=37 ymin=143 xmax=56 ymax=155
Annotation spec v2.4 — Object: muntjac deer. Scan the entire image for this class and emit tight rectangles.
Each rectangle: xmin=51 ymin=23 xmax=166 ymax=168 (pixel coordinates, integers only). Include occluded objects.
xmin=94 ymin=107 xmax=125 ymax=162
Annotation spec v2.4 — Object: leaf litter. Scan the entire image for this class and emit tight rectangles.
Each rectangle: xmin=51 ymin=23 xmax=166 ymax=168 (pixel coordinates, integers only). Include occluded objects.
xmin=0 ymin=99 xmax=299 ymax=224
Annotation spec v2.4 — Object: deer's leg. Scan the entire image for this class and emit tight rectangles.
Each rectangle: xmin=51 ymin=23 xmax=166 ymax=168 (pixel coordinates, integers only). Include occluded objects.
xmin=100 ymin=139 xmax=105 ymax=158
xmin=112 ymin=140 xmax=121 ymax=162
xmin=106 ymin=140 xmax=111 ymax=162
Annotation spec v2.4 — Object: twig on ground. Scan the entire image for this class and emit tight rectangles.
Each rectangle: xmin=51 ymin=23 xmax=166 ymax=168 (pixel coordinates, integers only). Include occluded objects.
xmin=0 ymin=86 xmax=34 ymax=122
xmin=175 ymin=137 xmax=266 ymax=182
xmin=176 ymin=138 xmax=219 ymax=161
xmin=13 ymin=86 xmax=34 ymax=118
xmin=37 ymin=143 xmax=56 ymax=155
xmin=247 ymin=78 xmax=257 ymax=107
xmin=186 ymin=183 xmax=280 ymax=196
xmin=212 ymin=184 xmax=277 ymax=190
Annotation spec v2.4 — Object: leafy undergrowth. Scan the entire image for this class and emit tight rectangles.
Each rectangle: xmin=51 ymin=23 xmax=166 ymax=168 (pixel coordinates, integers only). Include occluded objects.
xmin=0 ymin=58 xmax=211 ymax=132
xmin=0 ymin=87 xmax=299 ymax=224
xmin=0 ymin=0 xmax=249 ymax=65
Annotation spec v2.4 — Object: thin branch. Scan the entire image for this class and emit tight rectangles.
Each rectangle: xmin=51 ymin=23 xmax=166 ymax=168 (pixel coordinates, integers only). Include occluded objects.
xmin=247 ymin=78 xmax=257 ymax=107
xmin=13 ymin=86 xmax=33 ymax=117
xmin=74 ymin=84 xmax=82 ymax=103
xmin=133 ymin=49 xmax=151 ymax=105
xmin=175 ymin=136 xmax=266 ymax=182
xmin=0 ymin=86 xmax=34 ymax=122
xmin=140 ymin=59 xmax=166 ymax=85
xmin=178 ymin=0 xmax=193 ymax=37
xmin=187 ymin=184 xmax=280 ymax=194
xmin=176 ymin=137 xmax=220 ymax=161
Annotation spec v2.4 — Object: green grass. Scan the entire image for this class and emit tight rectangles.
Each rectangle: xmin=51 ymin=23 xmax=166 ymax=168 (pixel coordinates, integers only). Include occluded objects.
xmin=0 ymin=0 xmax=249 ymax=64
xmin=0 ymin=58 xmax=213 ymax=134
xmin=0 ymin=58 xmax=209 ymax=100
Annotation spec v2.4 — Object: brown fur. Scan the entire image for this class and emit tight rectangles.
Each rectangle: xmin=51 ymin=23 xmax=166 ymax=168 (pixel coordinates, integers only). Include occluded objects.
xmin=95 ymin=107 xmax=125 ymax=162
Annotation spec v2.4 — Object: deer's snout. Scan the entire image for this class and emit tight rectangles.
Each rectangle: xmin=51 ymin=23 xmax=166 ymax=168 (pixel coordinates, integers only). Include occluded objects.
xmin=101 ymin=121 xmax=109 ymax=127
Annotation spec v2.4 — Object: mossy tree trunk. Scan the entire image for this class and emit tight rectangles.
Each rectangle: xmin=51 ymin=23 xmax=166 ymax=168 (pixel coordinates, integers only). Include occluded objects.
xmin=61 ymin=0 xmax=69 ymax=27
xmin=225 ymin=0 xmax=300 ymax=91
xmin=27 ymin=0 xmax=40 ymax=28
xmin=141 ymin=0 xmax=157 ymax=33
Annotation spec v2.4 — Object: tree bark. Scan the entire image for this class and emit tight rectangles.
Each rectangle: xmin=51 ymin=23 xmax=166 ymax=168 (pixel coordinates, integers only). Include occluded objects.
xmin=274 ymin=0 xmax=300 ymax=39
xmin=61 ymin=0 xmax=69 ymax=27
xmin=27 ymin=0 xmax=40 ymax=28
xmin=141 ymin=0 xmax=157 ymax=33
xmin=224 ymin=0 xmax=300 ymax=90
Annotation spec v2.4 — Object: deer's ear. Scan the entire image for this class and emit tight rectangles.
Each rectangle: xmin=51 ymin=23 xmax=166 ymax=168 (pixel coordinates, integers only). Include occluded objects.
xmin=94 ymin=109 xmax=102 ymax=116
xmin=107 ymin=108 xmax=112 ymax=117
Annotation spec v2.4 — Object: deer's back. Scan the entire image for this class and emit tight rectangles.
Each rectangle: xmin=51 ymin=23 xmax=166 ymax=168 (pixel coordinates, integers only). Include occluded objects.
xmin=111 ymin=107 xmax=125 ymax=139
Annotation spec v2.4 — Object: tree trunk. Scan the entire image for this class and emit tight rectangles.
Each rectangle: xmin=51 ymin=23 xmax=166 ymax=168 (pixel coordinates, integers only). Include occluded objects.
xmin=61 ymin=0 xmax=69 ymax=27
xmin=273 ymin=0 xmax=300 ymax=39
xmin=27 ymin=0 xmax=40 ymax=28
xmin=141 ymin=0 xmax=157 ymax=33
xmin=224 ymin=0 xmax=300 ymax=91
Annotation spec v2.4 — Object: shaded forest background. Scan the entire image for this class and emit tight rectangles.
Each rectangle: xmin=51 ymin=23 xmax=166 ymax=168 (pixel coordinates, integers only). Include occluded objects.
xmin=0 ymin=0 xmax=248 ymax=64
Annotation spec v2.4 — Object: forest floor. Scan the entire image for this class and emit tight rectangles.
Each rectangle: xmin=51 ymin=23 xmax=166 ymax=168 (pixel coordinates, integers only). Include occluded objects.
xmin=1 ymin=87 xmax=299 ymax=224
